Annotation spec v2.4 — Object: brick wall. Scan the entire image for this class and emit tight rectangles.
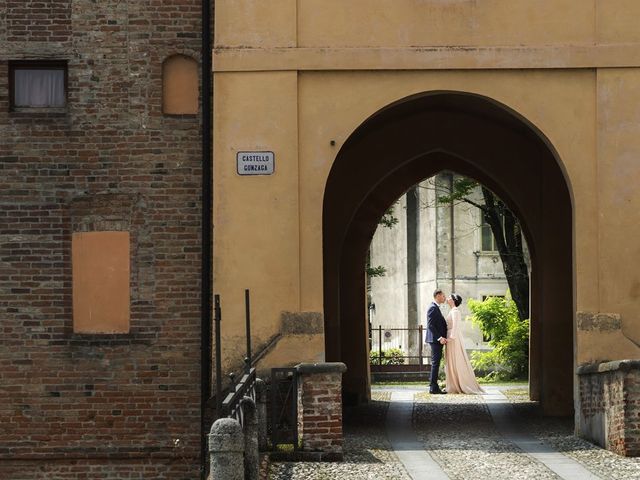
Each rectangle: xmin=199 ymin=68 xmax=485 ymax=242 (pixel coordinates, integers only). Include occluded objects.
xmin=5 ymin=0 xmax=72 ymax=43
xmin=577 ymin=360 xmax=640 ymax=457
xmin=296 ymin=363 xmax=346 ymax=461
xmin=0 ymin=1 xmax=203 ymax=478
xmin=0 ymin=460 xmax=195 ymax=480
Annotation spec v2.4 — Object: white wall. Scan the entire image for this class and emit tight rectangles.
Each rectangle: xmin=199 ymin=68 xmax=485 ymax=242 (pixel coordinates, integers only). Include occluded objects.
xmin=369 ymin=194 xmax=408 ymax=331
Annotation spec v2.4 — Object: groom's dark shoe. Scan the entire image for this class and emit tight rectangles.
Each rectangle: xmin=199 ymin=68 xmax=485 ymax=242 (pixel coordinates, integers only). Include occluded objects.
xmin=430 ymin=389 xmax=446 ymax=394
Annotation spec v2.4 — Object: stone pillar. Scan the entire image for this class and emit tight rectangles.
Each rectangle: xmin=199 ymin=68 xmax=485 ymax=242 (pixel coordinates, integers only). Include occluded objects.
xmin=406 ymin=186 xmax=420 ymax=361
xmin=209 ymin=418 xmax=244 ymax=480
xmin=240 ymin=397 xmax=259 ymax=480
xmin=296 ymin=362 xmax=347 ymax=461
xmin=577 ymin=360 xmax=640 ymax=457
xmin=255 ymin=378 xmax=268 ymax=450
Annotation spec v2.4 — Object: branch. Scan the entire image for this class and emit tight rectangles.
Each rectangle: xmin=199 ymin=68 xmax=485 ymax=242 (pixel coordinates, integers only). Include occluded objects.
xmin=417 ymin=177 xmax=488 ymax=213
xmin=456 ymin=196 xmax=487 ymax=213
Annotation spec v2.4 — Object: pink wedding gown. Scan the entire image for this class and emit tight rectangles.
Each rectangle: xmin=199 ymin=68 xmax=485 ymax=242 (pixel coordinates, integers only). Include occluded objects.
xmin=444 ymin=307 xmax=485 ymax=394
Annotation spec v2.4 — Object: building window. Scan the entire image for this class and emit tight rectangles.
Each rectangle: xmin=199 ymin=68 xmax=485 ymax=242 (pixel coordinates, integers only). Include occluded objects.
xmin=480 ymin=213 xmax=505 ymax=252
xmin=162 ymin=54 xmax=198 ymax=115
xmin=9 ymin=60 xmax=67 ymax=110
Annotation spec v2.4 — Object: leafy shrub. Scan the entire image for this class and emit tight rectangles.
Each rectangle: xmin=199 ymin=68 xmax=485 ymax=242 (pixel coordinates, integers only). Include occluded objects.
xmin=370 ymin=347 xmax=406 ymax=365
xmin=471 ymin=351 xmax=511 ymax=383
xmin=468 ymin=295 xmax=529 ymax=380
xmin=475 ymin=370 xmax=515 ymax=383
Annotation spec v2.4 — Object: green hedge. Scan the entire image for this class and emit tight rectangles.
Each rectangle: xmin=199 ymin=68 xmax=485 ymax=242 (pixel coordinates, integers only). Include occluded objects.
xmin=370 ymin=347 xmax=406 ymax=365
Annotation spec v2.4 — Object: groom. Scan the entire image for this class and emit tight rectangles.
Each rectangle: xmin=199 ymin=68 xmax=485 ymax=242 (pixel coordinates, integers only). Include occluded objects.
xmin=426 ymin=289 xmax=448 ymax=394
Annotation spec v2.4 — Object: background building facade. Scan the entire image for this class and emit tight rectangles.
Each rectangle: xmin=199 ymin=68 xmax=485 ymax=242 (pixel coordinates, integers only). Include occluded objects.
xmin=369 ymin=173 xmax=518 ymax=354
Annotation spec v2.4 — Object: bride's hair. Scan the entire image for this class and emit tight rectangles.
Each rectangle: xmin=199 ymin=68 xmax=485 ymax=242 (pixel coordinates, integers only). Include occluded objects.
xmin=450 ymin=293 xmax=463 ymax=307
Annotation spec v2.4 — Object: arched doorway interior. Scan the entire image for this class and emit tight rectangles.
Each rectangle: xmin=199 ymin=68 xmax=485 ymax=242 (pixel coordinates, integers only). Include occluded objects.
xmin=322 ymin=91 xmax=573 ymax=415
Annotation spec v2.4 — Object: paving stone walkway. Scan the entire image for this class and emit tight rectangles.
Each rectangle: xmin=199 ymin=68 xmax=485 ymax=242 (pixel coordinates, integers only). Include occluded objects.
xmin=267 ymin=386 xmax=640 ymax=480
xmin=387 ymin=390 xmax=448 ymax=480
xmin=482 ymin=386 xmax=601 ymax=479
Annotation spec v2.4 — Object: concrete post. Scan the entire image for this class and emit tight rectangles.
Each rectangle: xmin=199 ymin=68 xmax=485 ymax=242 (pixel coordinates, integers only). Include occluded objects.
xmin=209 ymin=417 xmax=244 ymax=480
xmin=240 ymin=397 xmax=259 ymax=480
xmin=255 ymin=378 xmax=268 ymax=450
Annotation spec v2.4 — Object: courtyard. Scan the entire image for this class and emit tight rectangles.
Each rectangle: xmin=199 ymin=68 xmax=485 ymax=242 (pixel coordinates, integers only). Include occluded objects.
xmin=267 ymin=385 xmax=640 ymax=480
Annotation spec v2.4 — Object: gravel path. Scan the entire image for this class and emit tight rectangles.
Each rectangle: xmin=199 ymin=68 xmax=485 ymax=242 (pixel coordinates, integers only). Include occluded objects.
xmin=413 ymin=391 xmax=560 ymax=479
xmin=268 ymin=386 xmax=640 ymax=480
xmin=504 ymin=389 xmax=640 ymax=480
xmin=268 ymin=391 xmax=409 ymax=480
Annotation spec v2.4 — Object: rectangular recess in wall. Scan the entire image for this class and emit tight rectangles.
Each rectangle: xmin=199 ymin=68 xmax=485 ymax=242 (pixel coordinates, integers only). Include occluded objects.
xmin=72 ymin=231 xmax=130 ymax=334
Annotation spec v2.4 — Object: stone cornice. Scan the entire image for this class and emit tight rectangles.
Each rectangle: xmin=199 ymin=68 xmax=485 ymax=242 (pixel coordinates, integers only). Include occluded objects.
xmin=577 ymin=359 xmax=640 ymax=375
xmin=213 ymin=44 xmax=640 ymax=72
xmin=296 ymin=362 xmax=347 ymax=374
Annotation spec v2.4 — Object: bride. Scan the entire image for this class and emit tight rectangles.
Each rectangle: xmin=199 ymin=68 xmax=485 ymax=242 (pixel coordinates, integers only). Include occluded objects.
xmin=444 ymin=294 xmax=485 ymax=395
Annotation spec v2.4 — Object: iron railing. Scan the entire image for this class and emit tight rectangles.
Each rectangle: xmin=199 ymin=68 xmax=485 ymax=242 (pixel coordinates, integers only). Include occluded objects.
xmin=222 ymin=366 xmax=258 ymax=427
xmin=214 ymin=289 xmax=258 ymax=427
xmin=370 ymin=325 xmax=431 ymax=369
xmin=213 ymin=290 xmax=301 ymax=448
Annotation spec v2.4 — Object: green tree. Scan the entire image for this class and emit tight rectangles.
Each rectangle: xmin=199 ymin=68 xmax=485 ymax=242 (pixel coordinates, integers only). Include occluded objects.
xmin=468 ymin=296 xmax=529 ymax=379
xmin=366 ymin=262 xmax=387 ymax=278
xmin=434 ymin=175 xmax=530 ymax=321
xmin=378 ymin=204 xmax=399 ymax=229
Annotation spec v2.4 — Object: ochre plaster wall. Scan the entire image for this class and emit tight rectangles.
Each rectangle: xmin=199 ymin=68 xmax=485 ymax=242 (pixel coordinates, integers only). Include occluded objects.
xmin=212 ymin=0 xmax=640 ymax=383
xmin=255 ymin=334 xmax=325 ymax=375
xmin=581 ymin=68 xmax=640 ymax=362
xmin=213 ymin=71 xmax=300 ymax=368
xmin=298 ymin=0 xmax=594 ymax=48
xmin=597 ymin=0 xmax=640 ymax=44
xmin=214 ymin=0 xmax=296 ymax=48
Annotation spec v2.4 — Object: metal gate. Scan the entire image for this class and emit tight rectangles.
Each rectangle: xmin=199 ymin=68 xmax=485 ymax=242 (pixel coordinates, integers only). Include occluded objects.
xmin=270 ymin=367 xmax=298 ymax=449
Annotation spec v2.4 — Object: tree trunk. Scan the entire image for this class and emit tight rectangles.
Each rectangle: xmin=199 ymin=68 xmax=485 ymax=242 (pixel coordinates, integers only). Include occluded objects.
xmin=481 ymin=187 xmax=530 ymax=320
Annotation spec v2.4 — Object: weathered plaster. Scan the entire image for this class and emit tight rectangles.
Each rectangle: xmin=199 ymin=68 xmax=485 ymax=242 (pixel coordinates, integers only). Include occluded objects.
xmin=577 ymin=312 xmax=622 ymax=332
xmin=281 ymin=311 xmax=324 ymax=335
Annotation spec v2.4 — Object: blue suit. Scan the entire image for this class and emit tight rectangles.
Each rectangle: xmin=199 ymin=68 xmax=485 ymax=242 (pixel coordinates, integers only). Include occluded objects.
xmin=426 ymin=301 xmax=447 ymax=392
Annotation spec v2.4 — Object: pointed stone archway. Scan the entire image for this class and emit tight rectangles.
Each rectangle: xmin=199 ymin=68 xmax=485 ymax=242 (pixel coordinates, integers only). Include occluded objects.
xmin=322 ymin=91 xmax=574 ymax=416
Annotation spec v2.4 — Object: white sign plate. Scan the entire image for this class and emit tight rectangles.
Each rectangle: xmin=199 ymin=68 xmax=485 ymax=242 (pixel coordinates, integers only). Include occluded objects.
xmin=237 ymin=151 xmax=275 ymax=176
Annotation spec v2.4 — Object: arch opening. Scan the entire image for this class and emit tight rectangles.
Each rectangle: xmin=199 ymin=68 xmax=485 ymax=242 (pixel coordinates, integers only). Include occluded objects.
xmin=322 ymin=91 xmax=574 ymax=415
